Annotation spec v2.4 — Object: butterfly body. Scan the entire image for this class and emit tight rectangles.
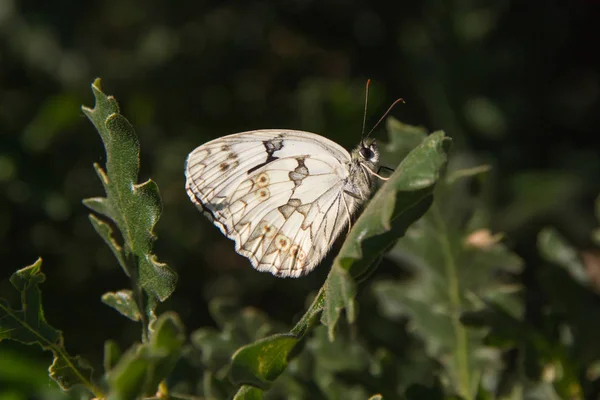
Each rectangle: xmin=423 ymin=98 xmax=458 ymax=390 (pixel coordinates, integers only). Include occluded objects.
xmin=185 ymin=130 xmax=380 ymax=277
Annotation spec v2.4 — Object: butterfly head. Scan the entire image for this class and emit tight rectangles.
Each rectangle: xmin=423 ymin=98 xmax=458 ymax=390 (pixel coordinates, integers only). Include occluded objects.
xmin=357 ymin=138 xmax=379 ymax=164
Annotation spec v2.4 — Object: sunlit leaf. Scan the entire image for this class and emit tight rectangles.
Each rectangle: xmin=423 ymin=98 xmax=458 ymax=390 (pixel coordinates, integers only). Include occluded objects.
xmin=323 ymin=130 xmax=451 ymax=340
xmin=82 ymin=78 xmax=177 ymax=330
xmin=101 ymin=290 xmax=141 ymax=321
xmin=233 ymin=385 xmax=264 ymax=400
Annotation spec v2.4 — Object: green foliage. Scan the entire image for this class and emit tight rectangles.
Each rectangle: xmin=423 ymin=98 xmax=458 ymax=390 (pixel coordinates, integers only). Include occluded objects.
xmin=2 ymin=77 xmax=600 ymax=400
xmin=459 ymin=221 xmax=600 ymax=398
xmin=323 ymin=130 xmax=450 ymax=340
xmin=230 ymin=334 xmax=298 ymax=388
xmin=219 ymin=126 xmax=451 ymax=398
xmin=1 ymin=81 xmax=181 ymax=398
xmin=82 ymin=79 xmax=177 ymax=335
xmin=372 ymin=163 xmax=524 ymax=399
xmin=0 ymin=259 xmax=103 ymax=397
xmin=188 ymin=298 xmax=286 ymax=398
xmin=106 ymin=312 xmax=185 ymax=399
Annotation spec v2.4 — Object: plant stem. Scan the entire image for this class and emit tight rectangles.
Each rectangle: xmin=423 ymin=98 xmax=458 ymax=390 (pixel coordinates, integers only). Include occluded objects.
xmin=290 ymin=287 xmax=325 ymax=338
xmin=432 ymin=205 xmax=472 ymax=400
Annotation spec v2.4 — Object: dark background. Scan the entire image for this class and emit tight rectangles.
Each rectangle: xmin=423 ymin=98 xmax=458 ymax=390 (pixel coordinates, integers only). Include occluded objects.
xmin=1 ymin=0 xmax=599 ymax=385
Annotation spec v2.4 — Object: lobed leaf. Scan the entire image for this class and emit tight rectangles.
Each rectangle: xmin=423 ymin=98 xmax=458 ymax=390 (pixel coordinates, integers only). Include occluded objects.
xmin=0 ymin=259 xmax=103 ymax=396
xmin=458 ymin=223 xmax=600 ymax=399
xmin=322 ymin=130 xmax=451 ymax=340
xmin=82 ymin=78 xmax=177 ymax=329
xmin=372 ymin=163 xmax=523 ymax=399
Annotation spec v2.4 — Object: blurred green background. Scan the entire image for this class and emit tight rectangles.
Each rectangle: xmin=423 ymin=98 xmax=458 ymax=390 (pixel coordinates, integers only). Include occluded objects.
xmin=1 ymin=0 xmax=599 ymax=397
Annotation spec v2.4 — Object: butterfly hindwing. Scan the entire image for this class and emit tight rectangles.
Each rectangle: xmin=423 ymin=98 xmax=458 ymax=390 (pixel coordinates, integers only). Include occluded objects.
xmin=185 ymin=130 xmax=354 ymax=277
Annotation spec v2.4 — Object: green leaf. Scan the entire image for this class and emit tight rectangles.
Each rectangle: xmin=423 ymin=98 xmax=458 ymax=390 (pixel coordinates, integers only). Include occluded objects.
xmin=88 ymin=214 xmax=127 ymax=274
xmin=308 ymin=325 xmax=370 ymax=372
xmin=104 ymin=340 xmax=122 ymax=374
xmin=289 ymin=288 xmax=325 ymax=338
xmin=446 ymin=165 xmax=491 ymax=185
xmin=191 ymin=299 xmax=285 ymax=394
xmin=49 ymin=356 xmax=95 ymax=392
xmin=107 ymin=312 xmax=185 ymax=398
xmin=538 ymin=228 xmax=589 ymax=287
xmin=101 ymin=290 xmax=141 ymax=321
xmin=230 ymin=334 xmax=299 ymax=389
xmin=322 ymin=265 xmax=356 ymax=341
xmin=233 ymin=385 xmax=264 ymax=400
xmin=458 ymin=225 xmax=600 ymax=399
xmin=225 ymin=290 xmax=324 ymax=391
xmin=0 ymin=259 xmax=103 ymax=397
xmin=372 ymin=164 xmax=524 ymax=400
xmin=535 ymin=228 xmax=600 ymax=387
xmin=322 ymin=130 xmax=451 ymax=340
xmin=339 ymin=130 xmax=451 ymax=278
xmin=82 ymin=78 xmax=177 ymax=330
xmin=224 ymin=123 xmax=450 ymax=394
xmin=461 ymin=302 xmax=582 ymax=399
xmin=382 ymin=116 xmax=428 ymax=164
xmin=460 ymin=302 xmax=552 ymax=353
xmin=83 ymin=196 xmax=113 ymax=219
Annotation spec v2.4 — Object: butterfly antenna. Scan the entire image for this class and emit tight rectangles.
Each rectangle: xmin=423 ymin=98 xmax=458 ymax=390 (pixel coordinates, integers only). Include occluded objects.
xmin=365 ymin=97 xmax=405 ymax=138
xmin=361 ymin=79 xmax=371 ymax=140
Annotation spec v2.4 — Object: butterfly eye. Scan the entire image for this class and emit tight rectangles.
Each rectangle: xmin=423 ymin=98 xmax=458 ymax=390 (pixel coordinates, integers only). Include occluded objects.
xmin=359 ymin=147 xmax=374 ymax=160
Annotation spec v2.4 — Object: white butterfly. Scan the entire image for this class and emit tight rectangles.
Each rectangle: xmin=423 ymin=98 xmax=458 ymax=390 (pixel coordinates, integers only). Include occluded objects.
xmin=185 ymin=129 xmax=385 ymax=278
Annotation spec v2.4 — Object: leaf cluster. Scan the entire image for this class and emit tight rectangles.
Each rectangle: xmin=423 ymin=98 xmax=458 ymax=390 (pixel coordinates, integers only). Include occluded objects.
xmin=2 ymin=81 xmax=600 ymax=400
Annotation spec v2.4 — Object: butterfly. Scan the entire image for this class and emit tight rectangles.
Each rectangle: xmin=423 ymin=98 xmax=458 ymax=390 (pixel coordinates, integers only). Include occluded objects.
xmin=184 ymin=129 xmax=390 ymax=278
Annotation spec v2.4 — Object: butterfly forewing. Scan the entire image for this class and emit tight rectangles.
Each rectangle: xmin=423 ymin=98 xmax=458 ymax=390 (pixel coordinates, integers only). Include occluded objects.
xmin=185 ymin=129 xmax=357 ymax=277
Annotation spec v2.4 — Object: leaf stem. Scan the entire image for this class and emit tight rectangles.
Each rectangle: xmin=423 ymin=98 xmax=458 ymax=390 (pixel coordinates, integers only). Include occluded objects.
xmin=290 ymin=287 xmax=325 ymax=338
xmin=432 ymin=205 xmax=471 ymax=400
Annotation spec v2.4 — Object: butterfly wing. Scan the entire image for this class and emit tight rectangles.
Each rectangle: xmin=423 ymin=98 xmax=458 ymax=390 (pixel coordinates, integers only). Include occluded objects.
xmin=185 ymin=129 xmax=353 ymax=277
